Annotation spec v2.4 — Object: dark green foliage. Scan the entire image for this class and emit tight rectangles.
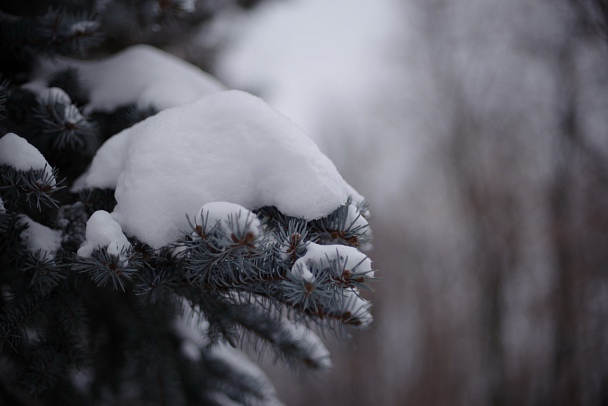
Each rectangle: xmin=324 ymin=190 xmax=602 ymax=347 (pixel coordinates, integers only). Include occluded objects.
xmin=0 ymin=1 xmax=375 ymax=404
xmin=73 ymin=247 xmax=140 ymax=291
xmin=0 ymin=164 xmax=63 ymax=212
xmin=0 ymin=7 xmax=101 ymax=81
xmin=0 ymin=79 xmax=7 ymax=121
xmin=90 ymin=103 xmax=158 ymax=143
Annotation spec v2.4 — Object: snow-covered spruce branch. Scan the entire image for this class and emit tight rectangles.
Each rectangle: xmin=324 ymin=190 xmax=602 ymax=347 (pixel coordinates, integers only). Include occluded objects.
xmin=0 ymin=164 xmax=63 ymax=212
xmin=33 ymin=87 xmax=99 ymax=154
xmin=0 ymin=30 xmax=377 ymax=403
xmin=69 ymin=200 xmax=374 ymax=330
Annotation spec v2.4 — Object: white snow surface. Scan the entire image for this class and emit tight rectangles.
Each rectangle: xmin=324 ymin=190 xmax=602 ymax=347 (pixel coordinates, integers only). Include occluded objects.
xmin=104 ymin=90 xmax=355 ymax=248
xmin=77 ymin=210 xmax=131 ymax=257
xmin=0 ymin=133 xmax=56 ymax=185
xmin=26 ymin=44 xmax=225 ymax=112
xmin=17 ymin=215 xmax=62 ymax=257
xmin=196 ymin=202 xmax=261 ymax=238
xmin=292 ymin=242 xmax=373 ymax=278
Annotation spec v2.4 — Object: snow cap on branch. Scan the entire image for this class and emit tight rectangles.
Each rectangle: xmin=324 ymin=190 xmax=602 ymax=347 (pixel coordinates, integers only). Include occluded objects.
xmin=26 ymin=44 xmax=225 ymax=112
xmin=77 ymin=210 xmax=131 ymax=257
xmin=292 ymin=242 xmax=373 ymax=279
xmin=196 ymin=202 xmax=261 ymax=238
xmin=0 ymin=133 xmax=56 ymax=185
xmin=99 ymin=90 xmax=356 ymax=248
xmin=17 ymin=215 xmax=62 ymax=257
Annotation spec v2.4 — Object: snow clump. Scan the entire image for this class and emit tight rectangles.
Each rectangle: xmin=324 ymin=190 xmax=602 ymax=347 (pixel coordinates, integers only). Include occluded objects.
xmin=195 ymin=202 xmax=261 ymax=239
xmin=101 ymin=90 xmax=354 ymax=248
xmin=0 ymin=133 xmax=56 ymax=186
xmin=77 ymin=210 xmax=131 ymax=258
xmin=292 ymin=241 xmax=373 ymax=280
xmin=17 ymin=215 xmax=62 ymax=257
xmin=25 ymin=44 xmax=225 ymax=112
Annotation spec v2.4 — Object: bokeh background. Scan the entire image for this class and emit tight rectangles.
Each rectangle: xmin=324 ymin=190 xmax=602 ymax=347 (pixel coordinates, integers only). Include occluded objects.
xmin=194 ymin=1 xmax=608 ymax=405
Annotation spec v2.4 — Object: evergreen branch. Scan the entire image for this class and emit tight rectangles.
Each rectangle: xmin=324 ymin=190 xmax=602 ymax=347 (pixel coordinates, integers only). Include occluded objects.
xmin=308 ymin=200 xmax=370 ymax=247
xmin=0 ymin=3 xmax=377 ymax=401
xmin=72 ymin=247 xmax=139 ymax=292
xmin=199 ymin=344 xmax=280 ymax=406
xmin=316 ymin=290 xmax=373 ymax=329
xmin=183 ymin=213 xmax=272 ymax=289
xmin=56 ymin=202 xmax=87 ymax=252
xmin=33 ymin=95 xmax=99 ymax=154
xmin=0 ymin=9 xmax=101 ymax=59
xmin=20 ymin=249 xmax=66 ymax=291
xmin=217 ymin=293 xmax=332 ymax=371
xmin=133 ymin=267 xmax=181 ymax=304
xmin=0 ymin=200 xmax=9 ymax=235
xmin=122 ymin=299 xmax=186 ymax=406
xmin=271 ymin=218 xmax=309 ymax=265
xmin=19 ymin=343 xmax=65 ymax=396
xmin=51 ymin=289 xmax=89 ymax=341
xmin=125 ymin=0 xmax=197 ymax=30
xmin=0 ymin=165 xmax=64 ymax=212
xmin=0 ymin=77 xmax=7 ymax=121
xmin=0 ymin=213 xmax=29 ymax=283
xmin=35 ymin=9 xmax=102 ymax=57
xmin=0 ymin=289 xmax=50 ymax=352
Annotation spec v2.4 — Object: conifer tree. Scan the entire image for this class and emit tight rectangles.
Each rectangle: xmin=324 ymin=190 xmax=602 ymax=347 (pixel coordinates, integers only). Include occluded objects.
xmin=0 ymin=1 xmax=375 ymax=404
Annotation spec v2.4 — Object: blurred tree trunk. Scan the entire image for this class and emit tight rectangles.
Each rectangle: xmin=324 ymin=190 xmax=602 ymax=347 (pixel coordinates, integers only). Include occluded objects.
xmin=551 ymin=2 xmax=608 ymax=405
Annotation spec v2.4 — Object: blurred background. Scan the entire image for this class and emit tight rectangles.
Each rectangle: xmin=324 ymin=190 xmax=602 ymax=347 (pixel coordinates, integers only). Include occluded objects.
xmin=193 ymin=0 xmax=608 ymax=405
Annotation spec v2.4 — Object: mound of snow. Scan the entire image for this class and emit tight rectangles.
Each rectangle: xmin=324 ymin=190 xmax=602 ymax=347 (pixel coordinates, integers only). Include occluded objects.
xmin=78 ymin=90 xmax=352 ymax=247
xmin=91 ymin=90 xmax=355 ymax=248
xmin=0 ymin=133 xmax=56 ymax=185
xmin=26 ymin=44 xmax=225 ymax=112
xmin=77 ymin=210 xmax=131 ymax=257
xmin=17 ymin=215 xmax=62 ymax=257
xmin=293 ymin=242 xmax=373 ymax=278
